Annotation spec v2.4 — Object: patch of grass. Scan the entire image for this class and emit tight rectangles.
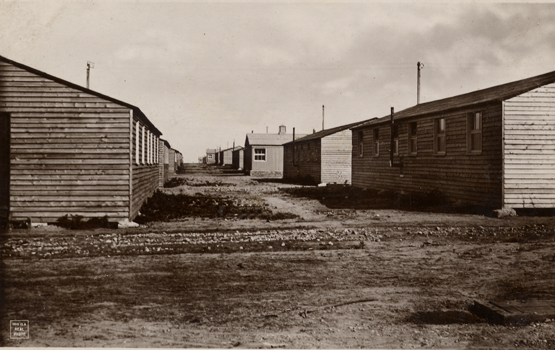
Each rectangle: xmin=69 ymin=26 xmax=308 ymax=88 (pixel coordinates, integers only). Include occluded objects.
xmin=136 ymin=190 xmax=298 ymax=223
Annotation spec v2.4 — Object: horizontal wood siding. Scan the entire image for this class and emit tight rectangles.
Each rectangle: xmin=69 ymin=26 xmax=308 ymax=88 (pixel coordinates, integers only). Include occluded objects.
xmin=1 ymin=61 xmax=131 ymax=223
xmin=283 ymin=140 xmax=321 ymax=183
xmin=352 ymin=104 xmax=503 ymax=207
xmin=130 ymin=119 xmax=161 ymax=220
xmin=503 ymin=83 xmax=555 ymax=208
xmin=249 ymin=146 xmax=285 ymax=178
xmin=158 ymin=140 xmax=169 ymax=187
xmin=321 ymin=130 xmax=352 ymax=184
xmin=222 ymin=149 xmax=233 ymax=165
xmin=232 ymin=149 xmax=244 ymax=170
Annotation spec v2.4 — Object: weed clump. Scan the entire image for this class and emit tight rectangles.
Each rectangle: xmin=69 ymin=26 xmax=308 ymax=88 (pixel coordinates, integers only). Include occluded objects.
xmin=56 ymin=215 xmax=115 ymax=230
xmin=282 ymin=185 xmax=458 ymax=212
xmin=136 ymin=190 xmax=298 ymax=223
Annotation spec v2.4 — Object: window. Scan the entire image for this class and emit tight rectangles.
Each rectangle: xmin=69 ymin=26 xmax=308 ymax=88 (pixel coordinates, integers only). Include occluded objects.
xmin=408 ymin=122 xmax=417 ymax=155
xmin=147 ymin=131 xmax=151 ymax=164
xmin=135 ymin=121 xmax=140 ymax=165
xmin=391 ymin=124 xmax=399 ymax=156
xmin=141 ymin=125 xmax=145 ymax=164
xmin=467 ymin=112 xmax=482 ymax=153
xmin=434 ymin=118 xmax=446 ymax=155
xmin=358 ymin=131 xmax=364 ymax=157
xmin=254 ymin=148 xmax=266 ymax=161
xmin=373 ymin=128 xmax=379 ymax=156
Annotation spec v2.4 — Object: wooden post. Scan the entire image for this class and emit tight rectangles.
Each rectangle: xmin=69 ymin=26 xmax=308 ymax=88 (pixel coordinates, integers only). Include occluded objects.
xmin=390 ymin=107 xmax=394 ymax=167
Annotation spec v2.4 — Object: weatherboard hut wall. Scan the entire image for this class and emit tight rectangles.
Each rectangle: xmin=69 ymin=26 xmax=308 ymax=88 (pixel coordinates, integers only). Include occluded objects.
xmin=232 ymin=148 xmax=244 ymax=170
xmin=321 ymin=129 xmax=352 ymax=184
xmin=222 ymin=149 xmax=233 ymax=165
xmin=283 ymin=140 xmax=322 ymax=183
xmin=129 ymin=115 xmax=161 ymax=221
xmin=0 ymin=61 xmax=132 ymax=223
xmin=503 ymin=83 xmax=555 ymax=208
xmin=168 ymin=148 xmax=176 ymax=175
xmin=158 ymin=139 xmax=169 ymax=188
xmin=248 ymin=145 xmax=285 ymax=178
xmin=352 ymin=104 xmax=503 ymax=207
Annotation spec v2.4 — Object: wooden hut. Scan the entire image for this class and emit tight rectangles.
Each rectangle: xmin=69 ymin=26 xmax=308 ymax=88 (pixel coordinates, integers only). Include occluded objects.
xmin=220 ymin=146 xmax=240 ymax=166
xmin=0 ymin=55 xmax=163 ymax=225
xmin=167 ymin=148 xmax=182 ymax=175
xmin=158 ymin=139 xmax=171 ymax=187
xmin=351 ymin=70 xmax=555 ymax=209
xmin=206 ymin=148 xmax=217 ymax=165
xmin=283 ymin=121 xmax=372 ymax=184
xmin=232 ymin=146 xmax=244 ymax=170
xmin=244 ymin=126 xmax=306 ymax=178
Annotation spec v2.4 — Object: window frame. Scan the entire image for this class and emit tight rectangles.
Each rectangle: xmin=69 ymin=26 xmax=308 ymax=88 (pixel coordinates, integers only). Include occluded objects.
xmin=408 ymin=121 xmax=417 ymax=156
xmin=135 ymin=121 xmax=140 ymax=165
xmin=391 ymin=124 xmax=399 ymax=156
xmin=141 ymin=125 xmax=146 ymax=164
xmin=373 ymin=128 xmax=380 ymax=157
xmin=358 ymin=131 xmax=364 ymax=157
xmin=467 ymin=111 xmax=483 ymax=155
xmin=254 ymin=147 xmax=267 ymax=162
xmin=433 ymin=117 xmax=446 ymax=156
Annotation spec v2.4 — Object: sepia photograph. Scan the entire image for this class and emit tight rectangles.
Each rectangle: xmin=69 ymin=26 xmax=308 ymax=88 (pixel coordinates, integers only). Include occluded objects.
xmin=0 ymin=0 xmax=554 ymax=348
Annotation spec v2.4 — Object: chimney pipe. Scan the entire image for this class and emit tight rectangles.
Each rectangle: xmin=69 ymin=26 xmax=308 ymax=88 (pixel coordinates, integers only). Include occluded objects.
xmin=417 ymin=62 xmax=424 ymax=104
xmin=322 ymin=105 xmax=325 ymax=130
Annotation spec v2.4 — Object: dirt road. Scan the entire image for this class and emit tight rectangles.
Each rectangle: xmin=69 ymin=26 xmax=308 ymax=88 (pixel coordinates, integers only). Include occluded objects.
xmin=1 ymin=164 xmax=554 ymax=348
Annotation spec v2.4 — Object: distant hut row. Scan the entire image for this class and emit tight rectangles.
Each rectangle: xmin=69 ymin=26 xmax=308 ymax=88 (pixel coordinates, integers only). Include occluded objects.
xmin=210 ymin=69 xmax=555 ymax=210
xmin=0 ymin=55 xmax=182 ymax=226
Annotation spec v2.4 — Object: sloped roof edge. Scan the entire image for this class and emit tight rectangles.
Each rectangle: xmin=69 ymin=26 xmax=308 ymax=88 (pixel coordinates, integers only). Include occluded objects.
xmin=0 ymin=55 xmax=162 ymax=136
xmin=352 ymin=69 xmax=555 ymax=130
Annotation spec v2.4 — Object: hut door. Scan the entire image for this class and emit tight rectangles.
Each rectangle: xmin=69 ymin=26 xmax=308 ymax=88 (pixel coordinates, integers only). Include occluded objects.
xmin=0 ymin=113 xmax=9 ymax=222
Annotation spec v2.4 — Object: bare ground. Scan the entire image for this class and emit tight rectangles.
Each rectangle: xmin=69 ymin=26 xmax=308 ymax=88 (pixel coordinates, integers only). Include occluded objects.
xmin=1 ymin=163 xmax=554 ymax=348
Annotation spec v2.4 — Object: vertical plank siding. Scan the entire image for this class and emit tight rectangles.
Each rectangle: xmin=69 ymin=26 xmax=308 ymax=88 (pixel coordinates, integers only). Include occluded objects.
xmin=321 ymin=130 xmax=352 ymax=184
xmin=352 ymin=104 xmax=503 ymax=207
xmin=1 ymin=60 xmax=163 ymax=223
xmin=0 ymin=61 xmax=131 ymax=223
xmin=503 ymin=84 xmax=555 ymax=208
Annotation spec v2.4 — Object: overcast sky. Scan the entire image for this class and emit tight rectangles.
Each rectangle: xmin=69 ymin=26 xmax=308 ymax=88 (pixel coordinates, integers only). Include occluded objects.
xmin=2 ymin=1 xmax=555 ymax=161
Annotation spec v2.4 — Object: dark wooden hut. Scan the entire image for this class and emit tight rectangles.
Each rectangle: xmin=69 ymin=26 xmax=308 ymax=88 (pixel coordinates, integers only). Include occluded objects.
xmin=283 ymin=120 xmax=372 ymax=184
xmin=351 ymin=70 xmax=555 ymax=209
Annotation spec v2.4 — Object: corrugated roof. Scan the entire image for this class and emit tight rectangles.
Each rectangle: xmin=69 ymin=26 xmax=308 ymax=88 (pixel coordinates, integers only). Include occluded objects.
xmin=0 ymin=55 xmax=162 ymax=136
xmin=245 ymin=133 xmax=307 ymax=146
xmin=284 ymin=119 xmax=376 ymax=145
xmin=353 ymin=69 xmax=555 ymax=129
